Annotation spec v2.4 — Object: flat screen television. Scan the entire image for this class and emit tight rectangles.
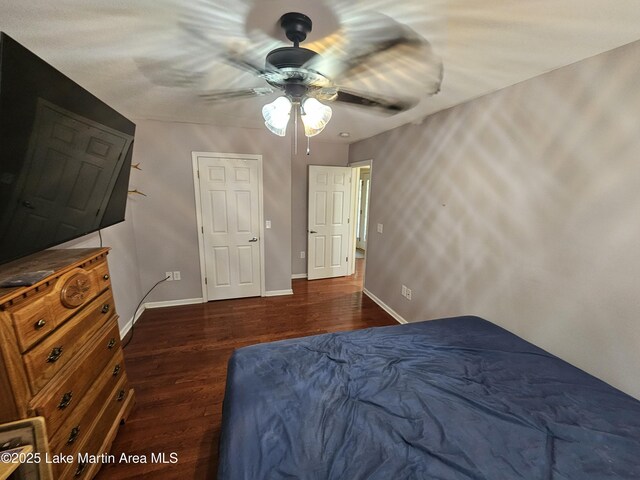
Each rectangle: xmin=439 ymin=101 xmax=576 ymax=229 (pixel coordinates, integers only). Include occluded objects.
xmin=0 ymin=33 xmax=135 ymax=265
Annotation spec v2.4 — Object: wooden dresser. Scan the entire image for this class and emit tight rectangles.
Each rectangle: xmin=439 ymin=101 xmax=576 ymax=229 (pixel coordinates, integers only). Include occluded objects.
xmin=0 ymin=248 xmax=135 ymax=479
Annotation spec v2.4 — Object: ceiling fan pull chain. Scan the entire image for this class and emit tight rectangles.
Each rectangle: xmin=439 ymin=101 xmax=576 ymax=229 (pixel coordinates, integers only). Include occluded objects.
xmin=294 ymin=104 xmax=298 ymax=154
xmin=306 ymin=135 xmax=311 ymax=156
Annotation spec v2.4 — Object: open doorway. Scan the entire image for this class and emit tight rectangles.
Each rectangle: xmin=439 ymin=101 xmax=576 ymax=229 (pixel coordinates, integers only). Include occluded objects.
xmin=348 ymin=160 xmax=373 ymax=286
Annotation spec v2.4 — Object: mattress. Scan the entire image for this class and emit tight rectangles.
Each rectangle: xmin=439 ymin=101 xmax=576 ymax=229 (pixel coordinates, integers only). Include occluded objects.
xmin=218 ymin=316 xmax=640 ymax=479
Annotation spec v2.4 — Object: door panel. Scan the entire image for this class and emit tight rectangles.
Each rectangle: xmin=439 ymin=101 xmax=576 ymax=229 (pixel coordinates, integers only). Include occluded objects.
xmin=307 ymin=166 xmax=352 ymax=280
xmin=198 ymin=155 xmax=262 ymax=300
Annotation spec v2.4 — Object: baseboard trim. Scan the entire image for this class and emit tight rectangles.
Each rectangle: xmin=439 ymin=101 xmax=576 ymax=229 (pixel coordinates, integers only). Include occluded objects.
xmin=119 ymin=306 xmax=146 ymax=339
xmin=291 ymin=273 xmax=307 ymax=279
xmin=119 ymin=297 xmax=204 ymax=339
xmin=363 ymin=288 xmax=408 ymax=324
xmin=145 ymin=298 xmax=204 ymax=309
xmin=264 ymin=289 xmax=294 ymax=297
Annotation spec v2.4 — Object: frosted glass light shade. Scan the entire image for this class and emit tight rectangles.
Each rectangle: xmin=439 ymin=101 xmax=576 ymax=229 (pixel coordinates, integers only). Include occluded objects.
xmin=262 ymin=96 xmax=292 ymax=136
xmin=300 ymin=97 xmax=332 ymax=137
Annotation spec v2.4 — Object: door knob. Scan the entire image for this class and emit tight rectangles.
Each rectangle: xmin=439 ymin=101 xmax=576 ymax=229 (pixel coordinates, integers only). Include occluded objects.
xmin=249 ymin=237 xmax=258 ymax=242
xmin=309 ymin=230 xmax=317 ymax=234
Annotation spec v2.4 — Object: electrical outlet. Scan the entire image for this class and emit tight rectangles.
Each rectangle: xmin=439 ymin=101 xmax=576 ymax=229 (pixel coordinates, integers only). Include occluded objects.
xmin=406 ymin=288 xmax=412 ymax=301
xmin=266 ymin=220 xmax=272 ymax=229
xmin=173 ymin=271 xmax=181 ymax=281
xmin=300 ymin=251 xmax=305 ymax=259
xmin=165 ymin=272 xmax=173 ymax=281
xmin=401 ymin=285 xmax=407 ymax=297
xmin=377 ymin=223 xmax=383 ymax=234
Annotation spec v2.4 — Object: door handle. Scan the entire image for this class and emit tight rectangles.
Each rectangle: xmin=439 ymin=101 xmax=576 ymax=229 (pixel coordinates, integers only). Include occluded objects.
xmin=249 ymin=237 xmax=258 ymax=243
xmin=309 ymin=230 xmax=317 ymax=234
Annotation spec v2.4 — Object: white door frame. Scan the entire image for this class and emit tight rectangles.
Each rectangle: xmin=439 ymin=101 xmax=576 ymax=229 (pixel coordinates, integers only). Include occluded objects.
xmin=192 ymin=152 xmax=266 ymax=300
xmin=348 ymin=159 xmax=373 ymax=276
xmin=356 ymin=169 xmax=371 ymax=250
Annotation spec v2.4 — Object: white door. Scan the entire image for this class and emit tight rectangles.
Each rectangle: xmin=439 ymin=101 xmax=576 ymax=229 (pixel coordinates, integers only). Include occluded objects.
xmin=307 ymin=166 xmax=352 ymax=280
xmin=356 ymin=169 xmax=370 ymax=251
xmin=197 ymin=155 xmax=262 ymax=300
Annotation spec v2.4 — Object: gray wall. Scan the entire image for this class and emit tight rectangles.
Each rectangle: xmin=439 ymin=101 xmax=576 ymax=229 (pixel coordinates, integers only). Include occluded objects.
xmin=291 ymin=139 xmax=350 ymax=275
xmin=129 ymin=120 xmax=293 ymax=301
xmin=350 ymin=40 xmax=640 ymax=400
xmin=58 ymin=202 xmax=143 ymax=333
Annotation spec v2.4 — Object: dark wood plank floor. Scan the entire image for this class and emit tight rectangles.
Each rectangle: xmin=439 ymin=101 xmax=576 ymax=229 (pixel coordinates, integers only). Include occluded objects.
xmin=96 ymin=260 xmax=395 ymax=479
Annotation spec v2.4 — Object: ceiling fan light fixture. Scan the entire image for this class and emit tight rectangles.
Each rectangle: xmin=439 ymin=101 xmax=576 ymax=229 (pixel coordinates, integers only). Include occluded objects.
xmin=262 ymin=96 xmax=292 ymax=136
xmin=300 ymin=97 xmax=332 ymax=137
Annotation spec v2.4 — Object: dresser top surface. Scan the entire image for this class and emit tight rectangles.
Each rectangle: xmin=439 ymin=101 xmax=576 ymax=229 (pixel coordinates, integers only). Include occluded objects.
xmin=0 ymin=248 xmax=110 ymax=303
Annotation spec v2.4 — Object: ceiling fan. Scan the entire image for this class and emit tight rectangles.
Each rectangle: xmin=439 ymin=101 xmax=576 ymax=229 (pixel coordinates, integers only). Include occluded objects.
xmin=138 ymin=7 xmax=443 ymax=138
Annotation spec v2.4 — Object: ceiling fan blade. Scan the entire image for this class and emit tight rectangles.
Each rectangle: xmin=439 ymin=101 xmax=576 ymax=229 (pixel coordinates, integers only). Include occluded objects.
xmin=222 ymin=54 xmax=267 ymax=76
xmin=304 ymin=12 xmax=443 ymax=97
xmin=334 ymin=89 xmax=417 ymax=114
xmin=339 ymin=35 xmax=422 ymax=76
xmin=199 ymin=87 xmax=274 ymax=103
xmin=135 ymin=57 xmax=210 ymax=88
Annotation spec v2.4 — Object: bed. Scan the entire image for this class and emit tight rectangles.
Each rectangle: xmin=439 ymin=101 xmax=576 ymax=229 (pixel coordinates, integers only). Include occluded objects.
xmin=218 ymin=316 xmax=640 ymax=479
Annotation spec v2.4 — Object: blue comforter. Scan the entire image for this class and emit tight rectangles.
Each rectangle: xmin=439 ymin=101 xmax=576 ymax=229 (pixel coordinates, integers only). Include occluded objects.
xmin=218 ymin=316 xmax=640 ymax=479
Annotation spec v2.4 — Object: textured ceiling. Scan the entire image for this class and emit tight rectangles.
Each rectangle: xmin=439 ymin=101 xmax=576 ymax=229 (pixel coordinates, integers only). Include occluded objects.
xmin=2 ymin=0 xmax=640 ymax=143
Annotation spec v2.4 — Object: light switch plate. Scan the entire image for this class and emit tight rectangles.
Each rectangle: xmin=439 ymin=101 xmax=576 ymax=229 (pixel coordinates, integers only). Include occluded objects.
xmin=377 ymin=223 xmax=383 ymax=233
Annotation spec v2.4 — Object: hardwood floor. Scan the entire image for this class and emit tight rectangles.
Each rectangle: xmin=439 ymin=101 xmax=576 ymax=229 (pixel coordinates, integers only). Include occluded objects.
xmin=96 ymin=260 xmax=395 ymax=479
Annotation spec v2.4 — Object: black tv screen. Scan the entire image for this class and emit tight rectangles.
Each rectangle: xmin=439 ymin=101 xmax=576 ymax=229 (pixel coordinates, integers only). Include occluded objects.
xmin=0 ymin=33 xmax=135 ymax=265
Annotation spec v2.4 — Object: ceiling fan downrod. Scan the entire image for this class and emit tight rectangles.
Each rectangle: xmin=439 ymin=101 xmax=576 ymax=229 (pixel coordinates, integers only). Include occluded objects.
xmin=280 ymin=12 xmax=312 ymax=47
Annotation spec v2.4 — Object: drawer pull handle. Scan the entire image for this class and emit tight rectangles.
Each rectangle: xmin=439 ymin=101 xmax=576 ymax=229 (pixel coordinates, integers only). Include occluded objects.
xmin=103 ymin=274 xmax=110 ymax=280
xmin=113 ymin=364 xmax=121 ymax=376
xmin=101 ymin=303 xmax=110 ymax=314
xmin=107 ymin=338 xmax=116 ymax=349
xmin=75 ymin=462 xmax=86 ymax=477
xmin=47 ymin=346 xmax=63 ymax=363
xmin=67 ymin=426 xmax=80 ymax=445
xmin=117 ymin=389 xmax=126 ymax=402
xmin=58 ymin=391 xmax=73 ymax=409
xmin=34 ymin=318 xmax=47 ymax=330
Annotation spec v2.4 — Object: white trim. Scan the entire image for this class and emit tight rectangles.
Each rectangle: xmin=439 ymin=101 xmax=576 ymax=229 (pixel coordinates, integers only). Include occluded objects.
xmin=119 ymin=297 xmax=205 ymax=339
xmin=348 ymin=159 xmax=373 ymax=168
xmin=348 ymin=159 xmax=373 ymax=276
xmin=291 ymin=273 xmax=307 ymax=279
xmin=264 ymin=289 xmax=294 ymax=297
xmin=119 ymin=306 xmax=147 ymax=339
xmin=192 ymin=154 xmax=208 ymax=302
xmin=192 ymin=152 xmax=266 ymax=301
xmin=363 ymin=288 xmax=408 ymax=324
xmin=145 ymin=297 xmax=204 ymax=309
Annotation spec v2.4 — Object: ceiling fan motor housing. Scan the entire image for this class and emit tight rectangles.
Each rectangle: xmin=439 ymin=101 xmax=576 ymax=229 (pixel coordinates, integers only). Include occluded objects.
xmin=265 ymin=47 xmax=318 ymax=69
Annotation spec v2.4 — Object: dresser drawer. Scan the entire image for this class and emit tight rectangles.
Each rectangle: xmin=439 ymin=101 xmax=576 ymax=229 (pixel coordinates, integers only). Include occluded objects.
xmin=51 ymin=356 xmax=128 ymax=478
xmin=22 ymin=289 xmax=116 ymax=394
xmin=91 ymin=260 xmax=112 ymax=292
xmin=10 ymin=295 xmax=56 ymax=351
xmin=59 ymin=376 xmax=132 ymax=480
xmin=29 ymin=318 xmax=123 ymax=437
xmin=8 ymin=260 xmax=112 ymax=353
xmin=47 ymin=268 xmax=102 ymax=321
